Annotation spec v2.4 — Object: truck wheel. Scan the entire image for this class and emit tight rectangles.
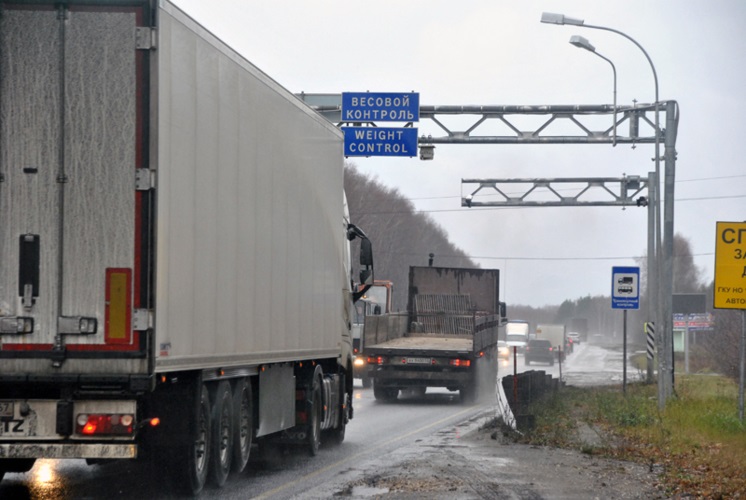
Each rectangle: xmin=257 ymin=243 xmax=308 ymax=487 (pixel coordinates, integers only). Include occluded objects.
xmin=231 ymin=378 xmax=253 ymax=474
xmin=411 ymin=386 xmax=426 ymax=397
xmin=307 ymin=371 xmax=323 ymax=456
xmin=373 ymin=385 xmax=398 ymax=402
xmin=209 ymin=381 xmax=234 ymax=487
xmin=178 ymin=383 xmax=211 ymax=496
xmin=0 ymin=459 xmax=35 ymax=475
xmin=325 ymin=391 xmax=348 ymax=446
xmin=459 ymin=385 xmax=476 ymax=404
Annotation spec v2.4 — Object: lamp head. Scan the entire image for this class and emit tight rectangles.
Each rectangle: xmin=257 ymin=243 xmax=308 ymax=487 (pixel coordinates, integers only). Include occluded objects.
xmin=540 ymin=12 xmax=585 ymax=26
xmin=569 ymin=35 xmax=595 ymax=52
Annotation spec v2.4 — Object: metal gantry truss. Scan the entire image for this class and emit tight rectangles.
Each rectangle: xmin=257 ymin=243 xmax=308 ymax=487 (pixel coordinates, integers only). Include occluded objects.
xmin=461 ymin=176 xmax=649 ymax=208
xmin=417 ymin=102 xmax=661 ymax=146
xmin=300 ymin=94 xmax=665 ymax=147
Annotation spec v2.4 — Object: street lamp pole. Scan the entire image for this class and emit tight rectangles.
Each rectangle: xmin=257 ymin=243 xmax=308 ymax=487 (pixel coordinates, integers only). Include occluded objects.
xmin=568 ymin=35 xmax=617 ymax=146
xmin=541 ymin=13 xmax=671 ymax=407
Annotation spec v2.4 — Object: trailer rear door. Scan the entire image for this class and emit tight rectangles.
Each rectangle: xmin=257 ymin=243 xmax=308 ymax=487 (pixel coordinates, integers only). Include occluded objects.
xmin=0 ymin=3 xmax=151 ymax=373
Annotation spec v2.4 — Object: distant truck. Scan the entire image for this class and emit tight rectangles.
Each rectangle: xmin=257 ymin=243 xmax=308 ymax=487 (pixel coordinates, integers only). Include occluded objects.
xmin=535 ymin=324 xmax=568 ymax=359
xmin=0 ymin=1 xmax=373 ymax=495
xmin=566 ymin=317 xmax=589 ymax=343
xmin=364 ymin=267 xmax=505 ymax=403
xmin=505 ymin=320 xmax=531 ymax=353
xmin=352 ymin=280 xmax=393 ymax=388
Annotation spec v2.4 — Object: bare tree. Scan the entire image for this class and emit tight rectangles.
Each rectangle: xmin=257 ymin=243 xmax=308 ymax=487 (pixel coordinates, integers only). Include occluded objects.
xmin=345 ymin=163 xmax=475 ymax=310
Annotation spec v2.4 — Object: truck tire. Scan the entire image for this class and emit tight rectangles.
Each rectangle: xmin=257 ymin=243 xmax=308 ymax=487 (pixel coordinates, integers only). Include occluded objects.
xmin=0 ymin=458 xmax=35 ymax=476
xmin=231 ymin=378 xmax=253 ymax=474
xmin=411 ymin=386 xmax=426 ymax=397
xmin=373 ymin=384 xmax=398 ymax=402
xmin=459 ymin=385 xmax=476 ymax=404
xmin=307 ymin=369 xmax=323 ymax=456
xmin=324 ymin=390 xmax=348 ymax=446
xmin=209 ymin=381 xmax=234 ymax=487
xmin=177 ymin=383 xmax=211 ymax=496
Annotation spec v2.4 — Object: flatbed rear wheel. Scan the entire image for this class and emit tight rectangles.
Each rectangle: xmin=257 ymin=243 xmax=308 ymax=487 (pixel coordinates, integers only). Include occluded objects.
xmin=459 ymin=385 xmax=476 ymax=404
xmin=373 ymin=384 xmax=398 ymax=402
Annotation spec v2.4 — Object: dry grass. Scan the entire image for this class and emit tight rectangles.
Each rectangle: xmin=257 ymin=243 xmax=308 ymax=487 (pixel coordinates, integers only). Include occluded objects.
xmin=522 ymin=376 xmax=746 ymax=498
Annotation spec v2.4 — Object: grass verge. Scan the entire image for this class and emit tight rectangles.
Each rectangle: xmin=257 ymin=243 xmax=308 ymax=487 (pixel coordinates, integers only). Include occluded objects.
xmin=517 ymin=375 xmax=746 ymax=498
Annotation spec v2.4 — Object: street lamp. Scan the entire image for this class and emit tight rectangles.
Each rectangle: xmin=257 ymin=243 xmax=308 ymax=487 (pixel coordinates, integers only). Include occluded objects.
xmin=568 ymin=35 xmax=617 ymax=146
xmin=541 ymin=12 xmax=670 ymax=407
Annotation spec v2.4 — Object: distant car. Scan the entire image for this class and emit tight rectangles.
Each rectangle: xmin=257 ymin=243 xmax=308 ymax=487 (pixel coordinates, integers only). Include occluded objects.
xmin=567 ymin=332 xmax=581 ymax=344
xmin=497 ymin=341 xmax=511 ymax=360
xmin=525 ymin=339 xmax=554 ymax=366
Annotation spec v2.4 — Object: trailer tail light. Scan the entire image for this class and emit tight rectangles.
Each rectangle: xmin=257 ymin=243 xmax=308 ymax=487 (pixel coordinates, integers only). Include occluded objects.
xmin=449 ymin=359 xmax=471 ymax=367
xmin=76 ymin=413 xmax=134 ymax=436
xmin=367 ymin=356 xmax=386 ymax=365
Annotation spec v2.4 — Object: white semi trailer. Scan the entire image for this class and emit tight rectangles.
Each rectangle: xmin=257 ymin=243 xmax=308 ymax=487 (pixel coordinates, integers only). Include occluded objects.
xmin=0 ymin=1 xmax=373 ymax=494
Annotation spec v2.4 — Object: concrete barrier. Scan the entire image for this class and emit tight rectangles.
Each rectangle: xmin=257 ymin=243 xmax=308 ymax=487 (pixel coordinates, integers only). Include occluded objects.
xmin=501 ymin=370 xmax=560 ymax=429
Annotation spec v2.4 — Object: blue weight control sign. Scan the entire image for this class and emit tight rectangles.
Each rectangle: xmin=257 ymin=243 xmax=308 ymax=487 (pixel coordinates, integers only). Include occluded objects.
xmin=341 ymin=92 xmax=419 ymax=122
xmin=343 ymin=127 xmax=418 ymax=157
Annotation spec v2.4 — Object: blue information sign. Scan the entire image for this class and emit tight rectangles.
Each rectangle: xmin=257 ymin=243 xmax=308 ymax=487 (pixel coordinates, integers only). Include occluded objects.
xmin=611 ymin=266 xmax=640 ymax=310
xmin=342 ymin=92 xmax=419 ymax=122
xmin=343 ymin=127 xmax=418 ymax=157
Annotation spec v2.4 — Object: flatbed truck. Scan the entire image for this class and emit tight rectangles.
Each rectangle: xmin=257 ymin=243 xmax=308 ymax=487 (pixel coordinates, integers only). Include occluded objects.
xmin=364 ymin=267 xmax=504 ymax=403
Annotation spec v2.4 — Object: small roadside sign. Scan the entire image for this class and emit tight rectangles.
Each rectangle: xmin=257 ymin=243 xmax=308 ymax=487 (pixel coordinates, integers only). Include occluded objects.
xmin=714 ymin=221 xmax=746 ymax=309
xmin=611 ymin=266 xmax=640 ymax=309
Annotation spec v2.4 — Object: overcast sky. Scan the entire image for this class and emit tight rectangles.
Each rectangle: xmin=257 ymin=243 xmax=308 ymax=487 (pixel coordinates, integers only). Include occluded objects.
xmin=171 ymin=0 xmax=745 ymax=307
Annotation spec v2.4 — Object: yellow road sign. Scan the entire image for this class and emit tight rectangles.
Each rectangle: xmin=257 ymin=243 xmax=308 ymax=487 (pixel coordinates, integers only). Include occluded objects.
xmin=714 ymin=221 xmax=746 ymax=309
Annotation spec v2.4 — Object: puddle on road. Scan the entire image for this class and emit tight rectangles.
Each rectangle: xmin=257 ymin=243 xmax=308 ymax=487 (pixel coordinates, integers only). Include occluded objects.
xmin=351 ymin=485 xmax=391 ymax=497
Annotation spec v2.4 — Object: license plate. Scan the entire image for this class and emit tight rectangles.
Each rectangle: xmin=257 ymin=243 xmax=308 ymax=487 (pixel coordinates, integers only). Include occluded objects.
xmin=0 ymin=401 xmax=13 ymax=419
xmin=405 ymin=357 xmax=431 ymax=364
xmin=0 ymin=401 xmax=27 ymax=436
xmin=0 ymin=400 xmax=58 ymax=438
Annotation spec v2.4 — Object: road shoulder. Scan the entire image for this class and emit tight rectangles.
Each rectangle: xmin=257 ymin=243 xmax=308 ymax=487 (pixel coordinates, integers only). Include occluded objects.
xmin=310 ymin=409 xmax=663 ymax=499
